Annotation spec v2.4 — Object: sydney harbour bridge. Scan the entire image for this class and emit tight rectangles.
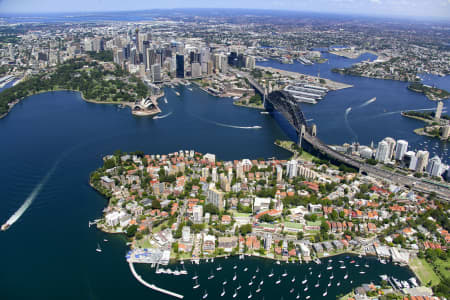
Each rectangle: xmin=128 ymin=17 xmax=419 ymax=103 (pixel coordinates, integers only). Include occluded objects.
xmin=241 ymin=72 xmax=449 ymax=201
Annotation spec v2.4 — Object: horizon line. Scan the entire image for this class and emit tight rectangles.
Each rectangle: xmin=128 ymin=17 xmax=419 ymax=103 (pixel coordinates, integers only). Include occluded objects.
xmin=0 ymin=7 xmax=449 ymax=22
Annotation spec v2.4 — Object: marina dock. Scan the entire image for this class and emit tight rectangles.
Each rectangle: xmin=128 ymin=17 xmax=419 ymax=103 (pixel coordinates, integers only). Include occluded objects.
xmin=128 ymin=261 xmax=184 ymax=299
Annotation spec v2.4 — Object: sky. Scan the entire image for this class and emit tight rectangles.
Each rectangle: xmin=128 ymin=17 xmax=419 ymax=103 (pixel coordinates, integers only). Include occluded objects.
xmin=0 ymin=0 xmax=449 ymax=20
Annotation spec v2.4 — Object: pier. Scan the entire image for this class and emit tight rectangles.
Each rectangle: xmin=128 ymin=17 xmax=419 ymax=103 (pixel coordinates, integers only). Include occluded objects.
xmin=128 ymin=261 xmax=184 ymax=299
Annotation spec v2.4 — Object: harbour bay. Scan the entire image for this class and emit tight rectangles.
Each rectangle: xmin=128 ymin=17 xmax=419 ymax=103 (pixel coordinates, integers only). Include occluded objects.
xmin=0 ymin=51 xmax=446 ymax=299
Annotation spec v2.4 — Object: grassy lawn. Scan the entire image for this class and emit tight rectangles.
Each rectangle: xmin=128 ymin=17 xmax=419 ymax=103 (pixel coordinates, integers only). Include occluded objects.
xmin=135 ymin=236 xmax=153 ymax=248
xmin=410 ymin=257 xmax=440 ymax=286
xmin=435 ymin=258 xmax=450 ymax=280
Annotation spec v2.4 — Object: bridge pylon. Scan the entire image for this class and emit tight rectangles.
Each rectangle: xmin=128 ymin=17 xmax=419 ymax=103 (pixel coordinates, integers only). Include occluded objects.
xmin=298 ymin=124 xmax=306 ymax=148
xmin=311 ymin=124 xmax=317 ymax=137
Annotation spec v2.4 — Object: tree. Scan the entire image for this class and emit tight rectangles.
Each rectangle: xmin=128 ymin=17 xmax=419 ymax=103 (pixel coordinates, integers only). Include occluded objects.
xmin=320 ymin=221 xmax=330 ymax=234
xmin=239 ymin=224 xmax=252 ymax=235
xmin=126 ymin=225 xmax=138 ymax=237
xmin=152 ymin=199 xmax=161 ymax=209
xmin=297 ymin=231 xmax=304 ymax=240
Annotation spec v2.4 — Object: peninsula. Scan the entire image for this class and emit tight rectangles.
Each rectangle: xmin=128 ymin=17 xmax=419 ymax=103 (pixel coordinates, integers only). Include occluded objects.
xmin=90 ymin=149 xmax=449 ymax=297
xmin=0 ymin=56 xmax=160 ymax=119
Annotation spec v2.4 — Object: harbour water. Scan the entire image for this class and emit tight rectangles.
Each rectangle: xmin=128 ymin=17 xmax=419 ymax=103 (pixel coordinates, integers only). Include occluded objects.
xmin=133 ymin=254 xmax=414 ymax=300
xmin=0 ymin=51 xmax=446 ymax=299
xmin=258 ymin=52 xmax=449 ymax=164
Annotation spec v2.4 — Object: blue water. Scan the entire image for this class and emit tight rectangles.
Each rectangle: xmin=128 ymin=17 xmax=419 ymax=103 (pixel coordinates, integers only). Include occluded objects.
xmin=0 ymin=51 xmax=445 ymax=300
xmin=258 ymin=52 xmax=449 ymax=164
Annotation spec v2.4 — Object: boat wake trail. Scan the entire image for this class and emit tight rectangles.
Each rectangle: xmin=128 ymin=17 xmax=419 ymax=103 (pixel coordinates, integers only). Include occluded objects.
xmin=344 ymin=107 xmax=358 ymax=141
xmin=2 ymin=159 xmax=59 ymax=231
xmin=359 ymin=97 xmax=376 ymax=108
xmin=192 ymin=114 xmax=262 ymax=130
xmin=374 ymin=107 xmax=441 ymax=118
xmin=153 ymin=111 xmax=173 ymax=120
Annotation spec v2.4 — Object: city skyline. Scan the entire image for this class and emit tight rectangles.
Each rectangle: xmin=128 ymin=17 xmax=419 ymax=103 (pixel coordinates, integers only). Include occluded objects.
xmin=0 ymin=0 xmax=450 ymax=20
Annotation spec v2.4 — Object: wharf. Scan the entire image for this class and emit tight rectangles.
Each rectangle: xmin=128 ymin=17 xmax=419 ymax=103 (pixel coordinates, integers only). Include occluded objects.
xmin=128 ymin=261 xmax=184 ymax=299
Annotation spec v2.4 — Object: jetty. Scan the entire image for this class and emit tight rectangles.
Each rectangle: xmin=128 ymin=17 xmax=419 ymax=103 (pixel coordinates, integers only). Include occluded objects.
xmin=128 ymin=261 xmax=184 ymax=299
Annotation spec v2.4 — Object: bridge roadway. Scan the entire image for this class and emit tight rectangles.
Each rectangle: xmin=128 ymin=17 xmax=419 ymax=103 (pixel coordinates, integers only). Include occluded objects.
xmin=237 ymin=71 xmax=450 ymax=201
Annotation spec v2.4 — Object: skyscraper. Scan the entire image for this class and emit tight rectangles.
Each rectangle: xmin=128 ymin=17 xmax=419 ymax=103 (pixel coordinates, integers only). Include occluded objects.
xmin=191 ymin=62 xmax=202 ymax=78
xmin=415 ymin=150 xmax=429 ymax=173
xmin=176 ymin=54 xmax=185 ymax=78
xmin=383 ymin=137 xmax=396 ymax=160
xmin=151 ymin=64 xmax=161 ymax=83
xmin=375 ymin=140 xmax=389 ymax=163
xmin=394 ymin=140 xmax=408 ymax=160
xmin=426 ymin=156 xmax=442 ymax=176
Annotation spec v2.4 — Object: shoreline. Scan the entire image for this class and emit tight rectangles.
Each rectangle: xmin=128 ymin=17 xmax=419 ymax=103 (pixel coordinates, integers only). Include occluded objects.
xmin=0 ymin=87 xmax=163 ymax=119
xmin=256 ymin=65 xmax=353 ymax=91
xmin=232 ymin=100 xmax=265 ymax=110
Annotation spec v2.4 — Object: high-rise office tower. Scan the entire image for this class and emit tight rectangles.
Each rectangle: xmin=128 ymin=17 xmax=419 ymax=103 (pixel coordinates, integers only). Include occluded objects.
xmin=176 ymin=54 xmax=185 ymax=78
xmin=151 ymin=64 xmax=161 ymax=83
